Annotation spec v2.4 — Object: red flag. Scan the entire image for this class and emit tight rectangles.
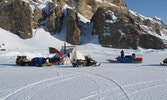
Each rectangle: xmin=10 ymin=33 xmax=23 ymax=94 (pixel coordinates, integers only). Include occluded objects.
xmin=49 ymin=47 xmax=63 ymax=57
xmin=55 ymin=49 xmax=63 ymax=57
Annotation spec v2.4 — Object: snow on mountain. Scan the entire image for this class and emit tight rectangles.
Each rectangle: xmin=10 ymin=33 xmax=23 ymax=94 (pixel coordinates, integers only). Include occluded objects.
xmin=129 ymin=10 xmax=167 ymax=41
xmin=0 ymin=28 xmax=66 ymax=51
xmin=130 ymin=10 xmax=164 ymax=25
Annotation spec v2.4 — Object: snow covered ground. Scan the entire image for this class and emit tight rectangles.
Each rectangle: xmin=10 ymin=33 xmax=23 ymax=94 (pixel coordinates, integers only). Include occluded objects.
xmin=1 ymin=28 xmax=167 ymax=100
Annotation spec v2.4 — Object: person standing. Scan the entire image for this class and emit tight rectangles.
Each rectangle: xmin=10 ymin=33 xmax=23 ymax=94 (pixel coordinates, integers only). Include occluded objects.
xmin=121 ymin=50 xmax=124 ymax=57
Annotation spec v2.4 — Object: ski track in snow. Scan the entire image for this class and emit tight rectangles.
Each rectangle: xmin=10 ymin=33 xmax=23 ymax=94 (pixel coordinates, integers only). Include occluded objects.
xmin=2 ymin=73 xmax=75 ymax=100
xmin=60 ymin=69 xmax=130 ymax=100
xmin=55 ymin=67 xmax=167 ymax=100
xmin=79 ymin=75 xmax=100 ymax=100
xmin=117 ymin=79 xmax=167 ymax=100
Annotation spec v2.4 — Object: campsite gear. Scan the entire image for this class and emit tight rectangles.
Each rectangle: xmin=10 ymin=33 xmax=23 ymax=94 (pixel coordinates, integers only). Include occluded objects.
xmin=31 ymin=57 xmax=54 ymax=66
xmin=16 ymin=56 xmax=31 ymax=66
xmin=49 ymin=47 xmax=63 ymax=65
xmin=72 ymin=57 xmax=101 ymax=67
xmin=51 ymin=56 xmax=63 ymax=65
xmin=58 ymin=62 xmax=62 ymax=65
xmin=59 ymin=45 xmax=85 ymax=65
xmin=31 ymin=57 xmax=46 ymax=67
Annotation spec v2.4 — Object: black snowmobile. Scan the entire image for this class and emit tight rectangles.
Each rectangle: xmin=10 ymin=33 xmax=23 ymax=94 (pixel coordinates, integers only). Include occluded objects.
xmin=160 ymin=58 xmax=167 ymax=66
xmin=72 ymin=57 xmax=100 ymax=67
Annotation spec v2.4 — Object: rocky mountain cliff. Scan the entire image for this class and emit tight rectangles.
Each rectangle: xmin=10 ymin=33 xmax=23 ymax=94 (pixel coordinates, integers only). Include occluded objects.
xmin=0 ymin=0 xmax=167 ymax=49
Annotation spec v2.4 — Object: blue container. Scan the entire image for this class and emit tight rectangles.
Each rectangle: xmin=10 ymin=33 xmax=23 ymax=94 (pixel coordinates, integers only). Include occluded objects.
xmin=58 ymin=62 xmax=62 ymax=65
xmin=116 ymin=57 xmax=135 ymax=63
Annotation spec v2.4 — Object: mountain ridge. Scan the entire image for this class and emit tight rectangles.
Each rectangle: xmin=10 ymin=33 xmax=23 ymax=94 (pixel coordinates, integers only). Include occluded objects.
xmin=0 ymin=0 xmax=167 ymax=49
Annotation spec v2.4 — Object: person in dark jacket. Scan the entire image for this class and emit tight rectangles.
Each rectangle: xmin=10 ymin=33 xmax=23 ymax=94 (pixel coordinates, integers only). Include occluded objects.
xmin=86 ymin=57 xmax=91 ymax=66
xmin=121 ymin=50 xmax=124 ymax=57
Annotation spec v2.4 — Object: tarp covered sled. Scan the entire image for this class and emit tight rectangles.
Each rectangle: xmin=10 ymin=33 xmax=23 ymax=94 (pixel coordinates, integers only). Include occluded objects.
xmin=107 ymin=51 xmax=143 ymax=63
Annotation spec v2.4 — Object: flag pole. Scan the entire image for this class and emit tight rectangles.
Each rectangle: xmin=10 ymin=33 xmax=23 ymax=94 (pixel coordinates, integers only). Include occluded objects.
xmin=64 ymin=42 xmax=66 ymax=54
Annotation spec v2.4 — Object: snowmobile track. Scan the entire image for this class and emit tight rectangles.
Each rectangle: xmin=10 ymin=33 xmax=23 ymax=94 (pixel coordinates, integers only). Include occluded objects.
xmin=62 ymin=69 xmax=130 ymax=100
xmin=116 ymin=79 xmax=167 ymax=100
xmin=2 ymin=73 xmax=75 ymax=100
xmin=91 ymin=73 xmax=129 ymax=100
xmin=79 ymin=75 xmax=100 ymax=100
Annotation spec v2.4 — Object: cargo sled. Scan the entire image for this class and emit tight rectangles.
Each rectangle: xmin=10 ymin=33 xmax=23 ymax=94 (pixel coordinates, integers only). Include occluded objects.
xmin=30 ymin=57 xmax=62 ymax=67
xmin=107 ymin=53 xmax=143 ymax=63
xmin=30 ymin=57 xmax=51 ymax=67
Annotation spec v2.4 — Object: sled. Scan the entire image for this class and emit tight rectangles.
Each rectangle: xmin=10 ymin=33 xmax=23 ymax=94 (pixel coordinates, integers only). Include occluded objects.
xmin=106 ymin=56 xmax=143 ymax=64
xmin=131 ymin=61 xmax=143 ymax=63
xmin=106 ymin=59 xmax=120 ymax=63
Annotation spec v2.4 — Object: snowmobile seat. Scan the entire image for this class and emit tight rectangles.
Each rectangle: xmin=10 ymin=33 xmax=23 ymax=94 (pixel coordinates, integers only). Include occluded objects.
xmin=163 ymin=58 xmax=167 ymax=63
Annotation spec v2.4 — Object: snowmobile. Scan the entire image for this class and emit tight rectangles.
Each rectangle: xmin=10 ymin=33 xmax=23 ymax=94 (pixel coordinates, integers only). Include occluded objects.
xmin=72 ymin=57 xmax=100 ymax=67
xmin=160 ymin=58 xmax=167 ymax=66
xmin=107 ymin=53 xmax=143 ymax=63
xmin=16 ymin=56 xmax=31 ymax=66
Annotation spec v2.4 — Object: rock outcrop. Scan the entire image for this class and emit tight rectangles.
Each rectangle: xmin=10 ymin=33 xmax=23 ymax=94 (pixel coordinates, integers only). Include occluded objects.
xmin=45 ymin=2 xmax=56 ymax=34
xmin=139 ymin=34 xmax=165 ymax=49
xmin=55 ymin=6 xmax=64 ymax=34
xmin=32 ymin=7 xmax=43 ymax=29
xmin=66 ymin=9 xmax=81 ymax=45
xmin=91 ymin=7 xmax=165 ymax=49
xmin=75 ymin=0 xmax=127 ymax=20
xmin=45 ymin=2 xmax=64 ymax=34
xmin=0 ymin=0 xmax=33 ymax=39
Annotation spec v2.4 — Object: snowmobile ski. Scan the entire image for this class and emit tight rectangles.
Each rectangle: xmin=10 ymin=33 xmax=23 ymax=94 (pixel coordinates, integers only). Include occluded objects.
xmin=160 ymin=62 xmax=167 ymax=66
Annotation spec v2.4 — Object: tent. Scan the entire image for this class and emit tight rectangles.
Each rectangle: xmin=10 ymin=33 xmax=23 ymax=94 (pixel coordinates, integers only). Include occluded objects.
xmin=49 ymin=46 xmax=85 ymax=65
xmin=59 ymin=46 xmax=85 ymax=65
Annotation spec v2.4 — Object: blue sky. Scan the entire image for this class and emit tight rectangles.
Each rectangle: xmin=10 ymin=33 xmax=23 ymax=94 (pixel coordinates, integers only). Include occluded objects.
xmin=124 ymin=0 xmax=167 ymax=24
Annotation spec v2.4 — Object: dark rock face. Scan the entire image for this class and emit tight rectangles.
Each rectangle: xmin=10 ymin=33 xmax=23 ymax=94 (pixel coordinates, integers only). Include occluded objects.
xmin=139 ymin=34 xmax=165 ymax=49
xmin=55 ymin=6 xmax=64 ymax=34
xmin=0 ymin=0 xmax=33 ymax=39
xmin=66 ymin=9 xmax=81 ymax=45
xmin=45 ymin=2 xmax=64 ymax=34
xmin=92 ymin=7 xmax=165 ymax=49
xmin=32 ymin=7 xmax=43 ymax=29
xmin=45 ymin=2 xmax=56 ymax=34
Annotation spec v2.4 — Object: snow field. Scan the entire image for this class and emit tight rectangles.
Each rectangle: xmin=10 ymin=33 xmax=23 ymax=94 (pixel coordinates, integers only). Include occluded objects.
xmin=1 ymin=28 xmax=167 ymax=100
